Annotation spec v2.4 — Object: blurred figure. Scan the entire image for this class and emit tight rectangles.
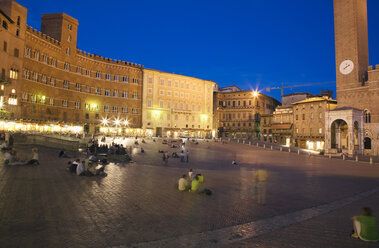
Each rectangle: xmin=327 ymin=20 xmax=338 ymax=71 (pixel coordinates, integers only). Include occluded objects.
xmin=178 ymin=174 xmax=189 ymax=191
xmin=352 ymin=207 xmax=379 ymax=241
xmin=255 ymin=165 xmax=268 ymax=205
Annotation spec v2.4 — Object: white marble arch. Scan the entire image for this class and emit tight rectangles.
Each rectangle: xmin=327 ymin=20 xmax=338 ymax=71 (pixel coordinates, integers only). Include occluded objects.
xmin=325 ymin=107 xmax=363 ymax=155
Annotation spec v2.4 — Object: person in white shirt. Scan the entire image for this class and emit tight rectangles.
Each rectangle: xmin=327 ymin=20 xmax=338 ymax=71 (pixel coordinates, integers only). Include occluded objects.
xmin=76 ymin=160 xmax=85 ymax=176
xmin=188 ymin=168 xmax=194 ymax=180
xmin=27 ymin=148 xmax=39 ymax=165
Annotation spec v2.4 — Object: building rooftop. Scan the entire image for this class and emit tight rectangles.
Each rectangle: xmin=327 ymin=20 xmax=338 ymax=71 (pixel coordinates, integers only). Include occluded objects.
xmin=292 ymin=96 xmax=337 ymax=105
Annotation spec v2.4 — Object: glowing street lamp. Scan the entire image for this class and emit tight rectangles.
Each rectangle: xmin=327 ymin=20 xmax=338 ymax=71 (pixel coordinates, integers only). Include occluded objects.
xmin=123 ymin=119 xmax=129 ymax=126
xmin=101 ymin=118 xmax=108 ymax=125
xmin=114 ymin=118 xmax=121 ymax=127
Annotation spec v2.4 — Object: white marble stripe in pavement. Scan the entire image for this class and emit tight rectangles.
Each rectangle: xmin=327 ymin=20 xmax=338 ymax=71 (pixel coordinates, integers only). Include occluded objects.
xmin=116 ymin=186 xmax=379 ymax=248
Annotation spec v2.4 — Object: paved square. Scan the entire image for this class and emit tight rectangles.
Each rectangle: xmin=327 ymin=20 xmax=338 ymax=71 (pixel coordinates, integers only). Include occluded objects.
xmin=1 ymin=138 xmax=379 ymax=248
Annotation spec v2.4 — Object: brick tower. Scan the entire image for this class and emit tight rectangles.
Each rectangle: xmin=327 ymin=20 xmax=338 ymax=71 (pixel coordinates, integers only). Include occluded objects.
xmin=333 ymin=0 xmax=369 ymax=106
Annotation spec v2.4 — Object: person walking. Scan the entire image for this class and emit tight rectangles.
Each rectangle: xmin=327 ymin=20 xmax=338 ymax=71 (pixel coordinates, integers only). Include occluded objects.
xmin=186 ymin=150 xmax=189 ymax=163
xmin=164 ymin=152 xmax=169 ymax=165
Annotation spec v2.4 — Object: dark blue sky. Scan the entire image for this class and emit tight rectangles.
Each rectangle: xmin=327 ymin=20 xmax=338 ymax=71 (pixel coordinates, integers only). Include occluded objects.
xmin=18 ymin=0 xmax=379 ymax=101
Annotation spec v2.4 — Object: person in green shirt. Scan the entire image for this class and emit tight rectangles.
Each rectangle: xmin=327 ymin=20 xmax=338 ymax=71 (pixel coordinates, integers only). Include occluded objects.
xmin=352 ymin=207 xmax=379 ymax=242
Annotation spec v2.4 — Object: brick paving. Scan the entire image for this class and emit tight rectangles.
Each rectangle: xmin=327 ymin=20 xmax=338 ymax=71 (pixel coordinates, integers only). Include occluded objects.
xmin=0 ymin=139 xmax=379 ymax=247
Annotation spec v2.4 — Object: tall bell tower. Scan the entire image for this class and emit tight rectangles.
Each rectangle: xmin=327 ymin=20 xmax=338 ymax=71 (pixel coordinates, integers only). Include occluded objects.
xmin=334 ymin=0 xmax=369 ymax=105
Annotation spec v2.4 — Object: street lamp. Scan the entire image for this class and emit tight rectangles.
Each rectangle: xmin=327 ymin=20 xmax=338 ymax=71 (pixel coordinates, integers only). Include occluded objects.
xmin=123 ymin=119 xmax=129 ymax=126
xmin=114 ymin=118 xmax=121 ymax=127
xmin=101 ymin=118 xmax=108 ymax=125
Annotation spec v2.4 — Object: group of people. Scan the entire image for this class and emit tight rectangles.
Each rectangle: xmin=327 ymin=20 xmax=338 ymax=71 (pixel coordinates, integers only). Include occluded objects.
xmin=178 ymin=169 xmax=211 ymax=195
xmin=66 ymin=158 xmax=106 ymax=177
xmin=3 ymin=147 xmax=39 ymax=166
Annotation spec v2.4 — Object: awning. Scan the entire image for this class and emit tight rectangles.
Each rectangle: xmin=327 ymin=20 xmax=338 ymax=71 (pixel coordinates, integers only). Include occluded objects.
xmin=271 ymin=124 xmax=292 ymax=129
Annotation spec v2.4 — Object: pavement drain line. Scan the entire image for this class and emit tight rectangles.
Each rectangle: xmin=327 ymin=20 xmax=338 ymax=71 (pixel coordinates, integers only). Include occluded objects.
xmin=120 ymin=186 xmax=379 ymax=248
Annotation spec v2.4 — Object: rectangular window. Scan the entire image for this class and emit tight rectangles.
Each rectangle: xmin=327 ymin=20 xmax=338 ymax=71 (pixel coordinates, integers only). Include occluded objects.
xmin=160 ymin=90 xmax=164 ymax=95
xmin=96 ymin=72 xmax=101 ymax=79
xmin=148 ymin=77 xmax=153 ymax=84
xmin=167 ymin=80 xmax=171 ymax=87
xmin=160 ymin=79 xmax=164 ymax=85
xmin=25 ymin=47 xmax=32 ymax=58
xmin=114 ymin=75 xmax=120 ymax=81
xmin=9 ymin=69 xmax=18 ymax=79
xmin=302 ymin=114 xmax=305 ymax=120
xmin=3 ymin=41 xmax=7 ymax=52
xmin=86 ymin=70 xmax=91 ymax=76
xmin=51 ymin=58 xmax=57 ymax=67
xmin=49 ymin=98 xmax=54 ymax=106
xmin=41 ymin=74 xmax=47 ymax=84
xmin=122 ymin=76 xmax=129 ymax=82
xmin=133 ymin=78 xmax=139 ymax=84
xmin=132 ymin=92 xmax=138 ymax=99
xmin=64 ymin=63 xmax=70 ymax=71
xmin=147 ymin=100 xmax=152 ymax=107
xmin=319 ymin=128 xmax=322 ymax=134
xmin=148 ymin=88 xmax=152 ymax=94
xmin=96 ymin=88 xmax=101 ymax=95
xmin=160 ymin=100 xmax=164 ymax=108
xmin=113 ymin=90 xmax=119 ymax=97
xmin=76 ymin=83 xmax=81 ymax=91
xmin=32 ymin=72 xmax=38 ymax=81
xmin=75 ymin=102 xmax=80 ymax=109
xmin=14 ymin=48 xmax=19 ymax=57
xmin=50 ymin=77 xmax=56 ymax=86
xmin=167 ymin=91 xmax=171 ymax=96
xmin=132 ymin=108 xmax=138 ymax=114
xmin=76 ymin=67 xmax=82 ymax=74
xmin=122 ymin=91 xmax=128 ymax=98
xmin=86 ymin=86 xmax=91 ymax=93
xmin=112 ymin=106 xmax=118 ymax=113
xmin=122 ymin=107 xmax=128 ymax=113
xmin=167 ymin=101 xmax=171 ymax=108
xmin=105 ymin=74 xmax=111 ymax=80
xmin=42 ymin=55 xmax=49 ymax=64
xmin=104 ymin=105 xmax=110 ymax=112
xmin=62 ymin=100 xmax=68 ymax=107
xmin=63 ymin=80 xmax=70 ymax=89
xmin=105 ymin=90 xmax=110 ymax=96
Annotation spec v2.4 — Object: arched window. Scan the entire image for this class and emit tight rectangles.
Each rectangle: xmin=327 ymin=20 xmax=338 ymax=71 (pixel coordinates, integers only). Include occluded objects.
xmin=364 ymin=110 xmax=371 ymax=123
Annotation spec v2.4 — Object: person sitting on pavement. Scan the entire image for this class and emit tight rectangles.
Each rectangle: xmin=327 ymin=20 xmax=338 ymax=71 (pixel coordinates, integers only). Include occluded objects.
xmin=3 ymin=149 xmax=13 ymax=165
xmin=188 ymin=169 xmax=194 ymax=180
xmin=26 ymin=148 xmax=40 ymax=165
xmin=141 ymin=147 xmax=144 ymax=153
xmin=76 ymin=160 xmax=86 ymax=176
xmin=172 ymin=152 xmax=179 ymax=158
xmin=352 ymin=207 xmax=379 ymax=241
xmin=178 ymin=174 xmax=189 ymax=191
xmin=232 ymin=160 xmax=238 ymax=165
xmin=58 ymin=150 xmax=70 ymax=158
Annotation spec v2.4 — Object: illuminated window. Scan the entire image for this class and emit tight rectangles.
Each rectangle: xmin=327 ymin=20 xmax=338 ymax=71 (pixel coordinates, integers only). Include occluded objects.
xmin=62 ymin=100 xmax=68 ymax=107
xmin=43 ymin=55 xmax=49 ymax=64
xmin=32 ymin=72 xmax=38 ymax=81
xmin=104 ymin=105 xmax=109 ymax=112
xmin=122 ymin=107 xmax=128 ymax=113
xmin=25 ymin=47 xmax=31 ymax=57
xmin=51 ymin=58 xmax=57 ymax=67
xmin=67 ymin=35 xmax=71 ymax=42
xmin=49 ymin=98 xmax=54 ymax=106
xmin=319 ymin=128 xmax=322 ymax=134
xmin=9 ymin=69 xmax=18 ymax=79
xmin=8 ymin=97 xmax=17 ymax=105
xmin=50 ymin=77 xmax=56 ymax=86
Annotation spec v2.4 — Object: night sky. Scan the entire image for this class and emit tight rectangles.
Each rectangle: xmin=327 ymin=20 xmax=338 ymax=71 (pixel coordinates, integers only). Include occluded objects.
xmin=17 ymin=0 xmax=379 ymax=102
